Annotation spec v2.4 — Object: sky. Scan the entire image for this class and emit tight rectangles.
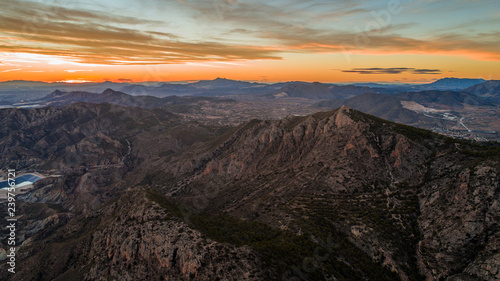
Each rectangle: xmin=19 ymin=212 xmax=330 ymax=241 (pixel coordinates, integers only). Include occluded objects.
xmin=0 ymin=0 xmax=499 ymax=83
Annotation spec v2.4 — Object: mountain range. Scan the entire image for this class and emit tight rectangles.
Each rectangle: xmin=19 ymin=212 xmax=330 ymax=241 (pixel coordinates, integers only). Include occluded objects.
xmin=17 ymin=83 xmax=498 ymax=141
xmin=38 ymin=89 xmax=234 ymax=109
xmin=312 ymin=89 xmax=495 ymax=129
xmin=0 ymin=78 xmax=493 ymax=104
xmin=0 ymin=104 xmax=499 ymax=280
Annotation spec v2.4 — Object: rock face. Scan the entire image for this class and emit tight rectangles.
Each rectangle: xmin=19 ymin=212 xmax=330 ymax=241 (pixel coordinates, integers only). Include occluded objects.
xmin=0 ymin=102 xmax=225 ymax=172
xmin=0 ymin=105 xmax=499 ymax=281
xmin=418 ymin=159 xmax=500 ymax=280
xmin=86 ymin=191 xmax=267 ymax=281
xmin=1 ymin=190 xmax=268 ymax=281
xmin=0 ymin=103 xmax=165 ymax=170
xmin=158 ymin=106 xmax=499 ymax=280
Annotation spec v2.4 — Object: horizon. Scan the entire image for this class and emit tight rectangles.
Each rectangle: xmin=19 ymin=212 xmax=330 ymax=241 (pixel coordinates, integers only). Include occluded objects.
xmin=1 ymin=0 xmax=499 ymax=83
xmin=0 ymin=76 xmax=491 ymax=86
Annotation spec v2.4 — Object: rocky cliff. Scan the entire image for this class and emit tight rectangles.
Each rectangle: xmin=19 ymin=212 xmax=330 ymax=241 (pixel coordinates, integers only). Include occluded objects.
xmin=151 ymin=106 xmax=499 ymax=280
xmin=1 ymin=190 xmax=269 ymax=280
xmin=0 ymin=105 xmax=499 ymax=280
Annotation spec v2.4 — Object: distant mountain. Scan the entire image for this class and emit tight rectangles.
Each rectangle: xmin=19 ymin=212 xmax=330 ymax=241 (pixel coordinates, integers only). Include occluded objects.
xmin=420 ymin=78 xmax=485 ymax=91
xmin=312 ymin=92 xmax=425 ymax=125
xmin=396 ymin=90 xmax=492 ymax=108
xmin=190 ymin=77 xmax=261 ymax=89
xmin=120 ymin=78 xmax=272 ymax=97
xmin=329 ymin=84 xmax=397 ymax=97
xmin=266 ymin=82 xmax=396 ymax=100
xmin=314 ymin=89 xmax=495 ymax=127
xmin=39 ymin=88 xmax=234 ymax=109
xmin=351 ymin=78 xmax=486 ymax=93
xmin=351 ymin=82 xmax=401 ymax=88
xmin=41 ymin=90 xmax=101 ymax=105
xmin=269 ymin=82 xmax=336 ymax=99
xmin=463 ymin=80 xmax=500 ymax=102
xmin=0 ymin=80 xmax=135 ymax=103
xmin=0 ymin=78 xmax=490 ymax=104
xmin=0 ymin=80 xmax=57 ymax=103
xmin=120 ymin=83 xmax=198 ymax=97
xmin=0 ymin=80 xmax=52 ymax=87
xmin=0 ymin=78 xmax=407 ymax=102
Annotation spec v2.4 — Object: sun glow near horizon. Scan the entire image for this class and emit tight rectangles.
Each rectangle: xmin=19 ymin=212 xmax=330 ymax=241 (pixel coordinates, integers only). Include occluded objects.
xmin=1 ymin=0 xmax=499 ymax=83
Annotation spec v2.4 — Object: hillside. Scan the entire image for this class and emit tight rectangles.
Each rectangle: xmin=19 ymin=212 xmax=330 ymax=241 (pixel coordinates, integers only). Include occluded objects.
xmin=154 ymin=106 xmax=500 ymax=280
xmin=464 ymin=80 xmax=500 ymax=102
xmin=312 ymin=93 xmax=425 ymax=125
xmin=0 ymin=103 xmax=226 ymax=173
xmin=267 ymin=82 xmax=395 ymax=100
xmin=0 ymin=105 xmax=499 ymax=280
xmin=421 ymin=78 xmax=485 ymax=91
xmin=37 ymin=88 xmax=235 ymax=109
xmin=395 ymin=90 xmax=492 ymax=109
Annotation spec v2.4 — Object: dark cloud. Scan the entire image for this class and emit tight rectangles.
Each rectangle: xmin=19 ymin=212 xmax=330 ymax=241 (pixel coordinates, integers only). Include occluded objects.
xmin=117 ymin=78 xmax=133 ymax=82
xmin=342 ymin=68 xmax=413 ymax=74
xmin=341 ymin=68 xmax=442 ymax=75
xmin=411 ymin=69 xmax=441 ymax=75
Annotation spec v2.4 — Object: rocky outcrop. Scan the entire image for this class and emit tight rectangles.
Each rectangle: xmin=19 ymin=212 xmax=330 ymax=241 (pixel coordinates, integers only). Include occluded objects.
xmin=418 ymin=159 xmax=500 ymax=280
xmin=85 ymin=190 xmax=269 ymax=281
xmin=2 ymin=190 xmax=269 ymax=281
xmin=1 ymin=105 xmax=498 ymax=281
xmin=157 ymin=106 xmax=499 ymax=281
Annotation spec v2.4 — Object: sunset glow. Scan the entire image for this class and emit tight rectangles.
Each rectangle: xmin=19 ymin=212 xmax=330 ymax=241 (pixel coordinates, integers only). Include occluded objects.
xmin=1 ymin=0 xmax=499 ymax=83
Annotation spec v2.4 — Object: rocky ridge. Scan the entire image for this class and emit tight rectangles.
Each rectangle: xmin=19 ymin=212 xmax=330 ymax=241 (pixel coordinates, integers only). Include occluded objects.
xmin=0 ymin=105 xmax=498 ymax=280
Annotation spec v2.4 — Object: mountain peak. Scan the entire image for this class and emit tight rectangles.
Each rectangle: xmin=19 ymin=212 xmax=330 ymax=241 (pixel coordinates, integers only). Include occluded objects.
xmin=338 ymin=104 xmax=353 ymax=112
xmin=101 ymin=88 xmax=117 ymax=95
xmin=335 ymin=105 xmax=355 ymax=128
xmin=50 ymin=89 xmax=67 ymax=97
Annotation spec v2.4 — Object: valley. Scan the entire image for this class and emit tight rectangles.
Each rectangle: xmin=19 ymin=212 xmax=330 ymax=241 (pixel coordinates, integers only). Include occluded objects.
xmin=3 ymin=78 xmax=499 ymax=141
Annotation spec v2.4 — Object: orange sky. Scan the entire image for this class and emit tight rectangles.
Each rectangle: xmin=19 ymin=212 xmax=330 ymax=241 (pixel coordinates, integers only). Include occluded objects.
xmin=1 ymin=0 xmax=499 ymax=83
xmin=1 ymin=52 xmax=498 ymax=83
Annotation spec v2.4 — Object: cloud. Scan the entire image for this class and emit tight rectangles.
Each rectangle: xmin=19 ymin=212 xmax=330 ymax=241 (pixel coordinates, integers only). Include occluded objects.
xmin=179 ymin=0 xmax=500 ymax=60
xmin=0 ymin=68 xmax=22 ymax=73
xmin=411 ymin=69 xmax=441 ymax=75
xmin=117 ymin=78 xmax=133 ymax=82
xmin=64 ymin=70 xmax=94 ymax=73
xmin=0 ymin=0 xmax=281 ymax=65
xmin=341 ymin=68 xmax=441 ymax=75
xmin=0 ymin=0 xmax=499 ymax=67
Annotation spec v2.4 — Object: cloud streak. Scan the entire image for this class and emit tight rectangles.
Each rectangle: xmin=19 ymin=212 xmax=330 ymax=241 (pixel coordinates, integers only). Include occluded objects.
xmin=0 ymin=0 xmax=281 ymax=65
xmin=341 ymin=68 xmax=441 ymax=75
xmin=0 ymin=0 xmax=499 ymax=67
xmin=181 ymin=0 xmax=500 ymax=60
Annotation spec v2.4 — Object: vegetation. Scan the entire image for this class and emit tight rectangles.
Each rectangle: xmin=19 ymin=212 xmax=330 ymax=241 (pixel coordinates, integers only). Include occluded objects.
xmin=147 ymin=190 xmax=401 ymax=281
xmin=452 ymin=139 xmax=500 ymax=160
xmin=393 ymin=123 xmax=441 ymax=142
